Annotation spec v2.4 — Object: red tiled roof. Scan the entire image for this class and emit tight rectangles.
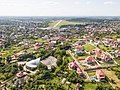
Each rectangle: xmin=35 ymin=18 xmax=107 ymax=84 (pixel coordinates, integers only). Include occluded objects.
xmin=34 ymin=45 xmax=40 ymax=50
xmin=86 ymin=56 xmax=95 ymax=62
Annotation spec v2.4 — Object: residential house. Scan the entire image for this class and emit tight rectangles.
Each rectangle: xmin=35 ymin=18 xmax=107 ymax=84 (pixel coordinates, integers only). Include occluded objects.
xmin=49 ymin=41 xmax=56 ymax=47
xmin=85 ymin=56 xmax=96 ymax=65
xmin=75 ymin=39 xmax=86 ymax=45
xmin=89 ymin=50 xmax=96 ymax=55
xmin=11 ymin=51 xmax=24 ymax=60
xmin=74 ymin=45 xmax=85 ymax=56
xmin=68 ymin=61 xmax=78 ymax=70
xmin=95 ymin=48 xmax=113 ymax=63
xmin=114 ymin=50 xmax=120 ymax=57
xmin=56 ymin=36 xmax=65 ymax=41
xmin=77 ymin=68 xmax=83 ymax=74
xmin=68 ymin=61 xmax=83 ymax=75
xmin=16 ymin=71 xmax=27 ymax=78
xmin=96 ymin=70 xmax=105 ymax=81
xmin=45 ymin=46 xmax=51 ymax=50
xmin=101 ymin=53 xmax=113 ymax=63
xmin=34 ymin=45 xmax=40 ymax=50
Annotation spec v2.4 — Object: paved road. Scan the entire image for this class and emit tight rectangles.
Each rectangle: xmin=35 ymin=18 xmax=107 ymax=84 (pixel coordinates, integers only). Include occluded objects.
xmin=53 ymin=20 xmax=62 ymax=28
xmin=85 ymin=64 xmax=120 ymax=71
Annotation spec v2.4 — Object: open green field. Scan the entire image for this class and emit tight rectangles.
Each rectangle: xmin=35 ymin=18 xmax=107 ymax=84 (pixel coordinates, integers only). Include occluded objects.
xmin=115 ymin=57 xmax=120 ymax=64
xmin=87 ymin=71 xmax=96 ymax=76
xmin=56 ymin=20 xmax=82 ymax=28
xmin=84 ymin=83 xmax=97 ymax=90
xmin=83 ymin=44 xmax=95 ymax=51
xmin=77 ymin=54 xmax=89 ymax=59
xmin=48 ymin=20 xmax=60 ymax=28
xmin=98 ymin=45 xmax=112 ymax=52
xmin=48 ymin=20 xmax=82 ymax=28
xmin=84 ymin=82 xmax=112 ymax=90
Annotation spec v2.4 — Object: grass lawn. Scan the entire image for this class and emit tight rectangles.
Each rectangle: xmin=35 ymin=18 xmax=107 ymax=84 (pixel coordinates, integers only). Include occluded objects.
xmin=67 ymin=56 xmax=73 ymax=62
xmin=115 ymin=58 xmax=120 ymax=64
xmin=35 ymin=38 xmax=45 ymax=43
xmin=83 ymin=44 xmax=95 ymax=51
xmin=87 ymin=71 xmax=96 ymax=76
xmin=48 ymin=20 xmax=83 ymax=28
xmin=77 ymin=54 xmax=89 ymax=59
xmin=84 ymin=82 xmax=112 ymax=90
xmin=99 ymin=45 xmax=112 ymax=52
xmin=84 ymin=83 xmax=97 ymax=90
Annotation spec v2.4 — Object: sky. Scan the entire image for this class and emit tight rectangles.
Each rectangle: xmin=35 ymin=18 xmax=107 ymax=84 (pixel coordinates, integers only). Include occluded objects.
xmin=0 ymin=0 xmax=120 ymax=16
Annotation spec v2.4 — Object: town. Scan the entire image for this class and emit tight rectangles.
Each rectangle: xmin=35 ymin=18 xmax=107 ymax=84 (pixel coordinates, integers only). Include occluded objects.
xmin=0 ymin=16 xmax=120 ymax=90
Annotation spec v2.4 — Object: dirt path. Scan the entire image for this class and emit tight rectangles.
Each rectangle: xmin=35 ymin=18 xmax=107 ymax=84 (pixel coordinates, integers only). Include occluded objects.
xmin=103 ymin=70 xmax=120 ymax=88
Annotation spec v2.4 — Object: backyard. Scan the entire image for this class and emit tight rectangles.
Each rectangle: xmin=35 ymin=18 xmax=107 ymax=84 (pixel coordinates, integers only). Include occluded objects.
xmin=83 ymin=44 xmax=95 ymax=51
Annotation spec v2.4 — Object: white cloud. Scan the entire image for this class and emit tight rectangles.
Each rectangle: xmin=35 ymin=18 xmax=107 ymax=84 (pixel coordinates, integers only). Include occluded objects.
xmin=74 ymin=1 xmax=81 ymax=5
xmin=44 ymin=1 xmax=59 ymax=5
xmin=86 ymin=1 xmax=92 ymax=5
xmin=104 ymin=1 xmax=116 ymax=5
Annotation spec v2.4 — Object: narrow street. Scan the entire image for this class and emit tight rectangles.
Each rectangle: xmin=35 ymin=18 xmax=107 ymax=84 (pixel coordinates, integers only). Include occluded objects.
xmin=67 ymin=50 xmax=91 ymax=81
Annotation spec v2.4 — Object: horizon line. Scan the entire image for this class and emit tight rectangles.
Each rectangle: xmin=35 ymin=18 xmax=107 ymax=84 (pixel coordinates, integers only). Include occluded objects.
xmin=0 ymin=15 xmax=120 ymax=17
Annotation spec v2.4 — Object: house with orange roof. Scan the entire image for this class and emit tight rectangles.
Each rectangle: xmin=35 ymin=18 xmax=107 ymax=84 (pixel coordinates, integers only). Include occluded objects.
xmin=85 ymin=56 xmax=96 ymax=65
